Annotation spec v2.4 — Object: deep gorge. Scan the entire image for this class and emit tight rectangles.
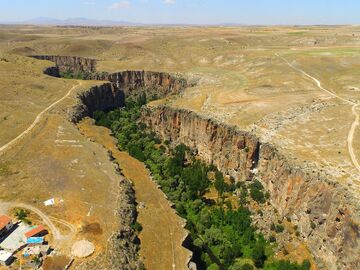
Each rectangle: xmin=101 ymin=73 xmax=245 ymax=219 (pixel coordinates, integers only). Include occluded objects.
xmin=33 ymin=55 xmax=360 ymax=270
xmin=93 ymin=101 xmax=313 ymax=270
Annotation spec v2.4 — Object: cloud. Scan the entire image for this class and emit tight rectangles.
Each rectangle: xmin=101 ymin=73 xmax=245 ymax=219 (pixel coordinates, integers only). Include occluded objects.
xmin=163 ymin=0 xmax=175 ymax=4
xmin=108 ymin=1 xmax=130 ymax=10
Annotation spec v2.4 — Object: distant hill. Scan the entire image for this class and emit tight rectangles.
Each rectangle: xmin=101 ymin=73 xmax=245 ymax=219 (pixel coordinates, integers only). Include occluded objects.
xmin=4 ymin=17 xmax=142 ymax=26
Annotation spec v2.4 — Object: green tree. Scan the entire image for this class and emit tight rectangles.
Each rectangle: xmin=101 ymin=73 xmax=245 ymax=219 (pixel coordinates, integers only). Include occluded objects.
xmin=249 ymin=180 xmax=265 ymax=203
xmin=251 ymin=244 xmax=267 ymax=268
xmin=207 ymin=263 xmax=220 ymax=270
xmin=214 ymin=170 xmax=227 ymax=199
xmin=128 ymin=144 xmax=145 ymax=161
xmin=15 ymin=208 xmax=28 ymax=220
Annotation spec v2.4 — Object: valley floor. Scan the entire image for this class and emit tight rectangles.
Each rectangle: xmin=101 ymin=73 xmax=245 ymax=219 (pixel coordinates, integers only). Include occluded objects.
xmin=78 ymin=118 xmax=191 ymax=270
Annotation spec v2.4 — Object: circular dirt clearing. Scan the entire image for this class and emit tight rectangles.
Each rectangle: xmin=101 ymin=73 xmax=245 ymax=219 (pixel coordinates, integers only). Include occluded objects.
xmin=71 ymin=240 xmax=95 ymax=258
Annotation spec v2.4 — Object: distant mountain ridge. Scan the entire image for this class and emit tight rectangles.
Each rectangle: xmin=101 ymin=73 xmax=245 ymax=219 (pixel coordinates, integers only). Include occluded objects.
xmin=3 ymin=17 xmax=142 ymax=26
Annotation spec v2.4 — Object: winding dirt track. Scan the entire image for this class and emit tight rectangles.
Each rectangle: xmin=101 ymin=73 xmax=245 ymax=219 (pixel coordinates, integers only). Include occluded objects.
xmin=277 ymin=54 xmax=360 ymax=174
xmin=0 ymin=201 xmax=75 ymax=248
xmin=0 ymin=81 xmax=82 ymax=155
xmin=10 ymin=202 xmax=61 ymax=240
xmin=348 ymin=105 xmax=360 ymax=172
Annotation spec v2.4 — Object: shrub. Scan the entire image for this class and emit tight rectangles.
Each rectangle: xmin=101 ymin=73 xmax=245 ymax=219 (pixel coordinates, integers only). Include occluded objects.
xmin=207 ymin=263 xmax=220 ymax=270
xmin=275 ymin=224 xmax=284 ymax=233
xmin=15 ymin=208 xmax=31 ymax=224
xmin=241 ymin=264 xmax=254 ymax=270
xmin=249 ymin=180 xmax=266 ymax=203
xmin=131 ymin=221 xmax=143 ymax=232
xmin=252 ymin=244 xmax=267 ymax=268
xmin=269 ymin=235 xmax=276 ymax=243
xmin=310 ymin=222 xmax=316 ymax=230
xmin=128 ymin=144 xmax=145 ymax=161
xmin=264 ymin=259 xmax=311 ymax=270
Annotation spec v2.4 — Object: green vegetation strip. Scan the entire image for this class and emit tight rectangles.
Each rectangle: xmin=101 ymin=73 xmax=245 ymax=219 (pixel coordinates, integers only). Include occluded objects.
xmin=93 ymin=99 xmax=310 ymax=270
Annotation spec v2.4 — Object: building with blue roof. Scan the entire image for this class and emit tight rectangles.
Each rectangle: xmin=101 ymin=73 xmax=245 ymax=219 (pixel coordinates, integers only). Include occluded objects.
xmin=26 ymin=237 xmax=44 ymax=246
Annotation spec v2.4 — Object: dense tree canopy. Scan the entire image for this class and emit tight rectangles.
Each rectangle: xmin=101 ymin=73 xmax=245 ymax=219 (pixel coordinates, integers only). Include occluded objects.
xmin=94 ymin=100 xmax=311 ymax=270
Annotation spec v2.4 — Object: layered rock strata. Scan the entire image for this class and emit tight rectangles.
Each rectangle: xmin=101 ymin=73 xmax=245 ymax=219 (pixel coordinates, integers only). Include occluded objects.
xmin=141 ymin=105 xmax=360 ymax=270
xmin=32 ymin=55 xmax=97 ymax=74
xmin=31 ymin=55 xmax=187 ymax=101
xmin=69 ymin=83 xmax=124 ymax=123
xmin=91 ymin=70 xmax=187 ymax=101
xmin=33 ymin=54 xmax=360 ymax=269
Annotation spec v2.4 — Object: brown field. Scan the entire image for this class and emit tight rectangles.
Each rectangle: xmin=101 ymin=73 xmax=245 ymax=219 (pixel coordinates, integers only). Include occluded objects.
xmin=0 ymin=24 xmax=360 ymax=267
xmin=78 ymin=118 xmax=191 ymax=270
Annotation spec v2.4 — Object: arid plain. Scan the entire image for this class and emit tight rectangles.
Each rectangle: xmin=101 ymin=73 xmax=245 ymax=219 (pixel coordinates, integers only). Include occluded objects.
xmin=0 ymin=25 xmax=359 ymax=269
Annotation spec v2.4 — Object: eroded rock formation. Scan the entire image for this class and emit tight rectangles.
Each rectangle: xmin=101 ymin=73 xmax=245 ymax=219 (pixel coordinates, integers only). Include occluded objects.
xmin=31 ymin=55 xmax=187 ymax=101
xmin=32 ymin=55 xmax=97 ymax=74
xmin=92 ymin=70 xmax=187 ymax=100
xmin=33 ymin=54 xmax=360 ymax=269
xmin=141 ymin=105 xmax=360 ymax=270
xmin=69 ymin=83 xmax=124 ymax=123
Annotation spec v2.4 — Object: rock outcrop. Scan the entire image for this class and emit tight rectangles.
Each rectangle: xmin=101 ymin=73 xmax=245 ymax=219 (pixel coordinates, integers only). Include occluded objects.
xmin=91 ymin=70 xmax=187 ymax=101
xmin=69 ymin=83 xmax=125 ymax=123
xmin=31 ymin=55 xmax=187 ymax=101
xmin=141 ymin=105 xmax=360 ymax=270
xmin=33 ymin=54 xmax=360 ymax=269
xmin=32 ymin=55 xmax=97 ymax=74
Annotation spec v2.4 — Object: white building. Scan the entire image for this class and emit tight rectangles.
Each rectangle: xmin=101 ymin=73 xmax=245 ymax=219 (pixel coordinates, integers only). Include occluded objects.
xmin=0 ymin=250 xmax=13 ymax=266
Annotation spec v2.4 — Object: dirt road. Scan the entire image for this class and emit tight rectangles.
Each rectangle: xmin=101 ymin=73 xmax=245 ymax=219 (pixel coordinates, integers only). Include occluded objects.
xmin=277 ymin=54 xmax=360 ymax=174
xmin=0 ymin=81 xmax=82 ymax=155
xmin=0 ymin=202 xmax=76 ymax=247
xmin=348 ymin=105 xmax=360 ymax=172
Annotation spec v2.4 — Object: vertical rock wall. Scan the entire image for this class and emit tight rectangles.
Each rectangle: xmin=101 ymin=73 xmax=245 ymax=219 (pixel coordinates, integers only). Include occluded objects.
xmin=68 ymin=83 xmax=125 ymax=123
xmin=141 ymin=105 xmax=360 ymax=270
xmin=32 ymin=55 xmax=97 ymax=73
xmin=32 ymin=54 xmax=360 ymax=270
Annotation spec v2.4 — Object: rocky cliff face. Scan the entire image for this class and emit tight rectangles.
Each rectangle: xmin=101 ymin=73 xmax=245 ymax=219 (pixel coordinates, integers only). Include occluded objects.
xmin=32 ymin=55 xmax=187 ymax=122
xmin=68 ymin=83 xmax=125 ymax=123
xmin=33 ymin=54 xmax=360 ymax=269
xmin=92 ymin=70 xmax=187 ymax=101
xmin=32 ymin=55 xmax=97 ymax=74
xmin=31 ymin=55 xmax=187 ymax=101
xmin=141 ymin=105 xmax=360 ymax=270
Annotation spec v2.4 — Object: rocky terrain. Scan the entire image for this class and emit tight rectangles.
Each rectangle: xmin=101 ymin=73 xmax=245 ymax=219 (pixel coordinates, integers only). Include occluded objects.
xmin=141 ymin=105 xmax=360 ymax=270
xmin=1 ymin=25 xmax=360 ymax=270
xmin=32 ymin=55 xmax=188 ymax=122
xmin=69 ymin=83 xmax=124 ymax=123
xmin=32 ymin=55 xmax=97 ymax=74
xmin=77 ymin=167 xmax=143 ymax=270
xmin=36 ymin=54 xmax=360 ymax=270
xmin=91 ymin=70 xmax=188 ymax=101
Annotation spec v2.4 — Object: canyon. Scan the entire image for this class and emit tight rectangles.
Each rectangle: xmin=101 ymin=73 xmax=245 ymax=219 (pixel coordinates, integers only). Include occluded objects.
xmin=1 ymin=25 xmax=360 ymax=270
xmin=37 ymin=55 xmax=359 ymax=269
xmin=141 ymin=105 xmax=360 ymax=270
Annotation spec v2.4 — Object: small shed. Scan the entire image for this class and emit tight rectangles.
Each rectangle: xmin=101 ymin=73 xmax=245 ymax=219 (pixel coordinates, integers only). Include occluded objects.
xmin=44 ymin=198 xmax=55 ymax=206
xmin=0 ymin=250 xmax=13 ymax=266
xmin=25 ymin=225 xmax=47 ymax=239
xmin=26 ymin=237 xmax=44 ymax=246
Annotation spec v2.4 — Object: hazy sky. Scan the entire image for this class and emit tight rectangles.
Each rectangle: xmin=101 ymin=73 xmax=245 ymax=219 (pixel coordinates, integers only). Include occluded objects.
xmin=1 ymin=0 xmax=360 ymax=25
